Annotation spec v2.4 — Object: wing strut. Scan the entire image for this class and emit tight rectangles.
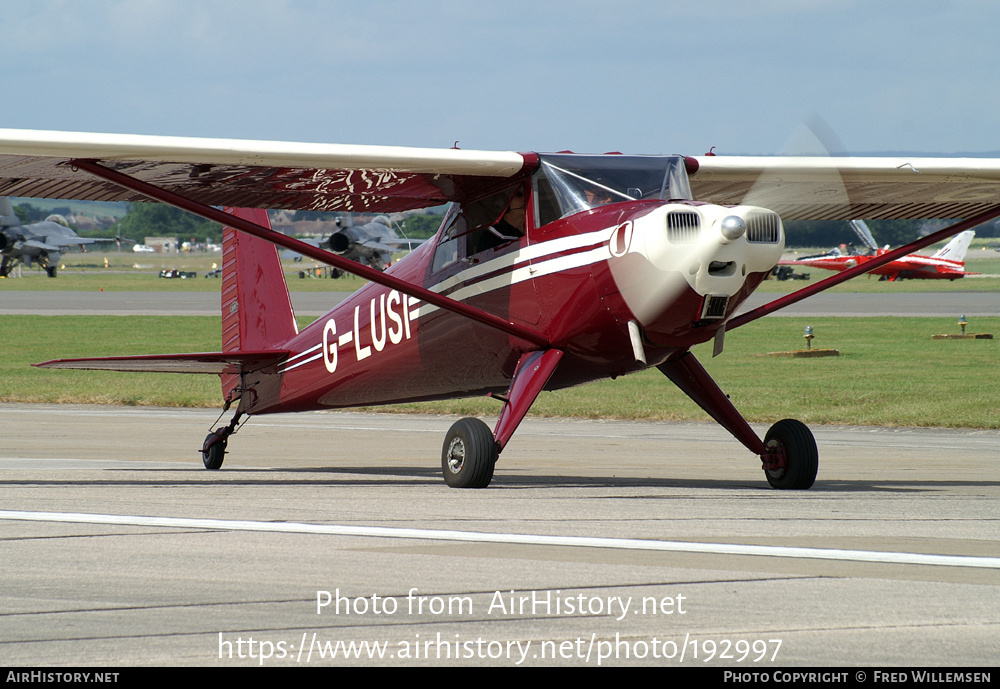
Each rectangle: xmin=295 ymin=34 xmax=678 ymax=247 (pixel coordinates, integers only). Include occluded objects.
xmin=728 ymin=208 xmax=1000 ymax=329
xmin=70 ymin=159 xmax=550 ymax=348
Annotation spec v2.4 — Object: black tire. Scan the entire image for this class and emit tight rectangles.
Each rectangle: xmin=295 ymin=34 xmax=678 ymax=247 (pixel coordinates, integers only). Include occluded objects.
xmin=45 ymin=266 xmax=57 ymax=278
xmin=763 ymin=419 xmax=818 ymax=489
xmin=441 ymin=417 xmax=497 ymax=488
xmin=202 ymin=430 xmax=227 ymax=470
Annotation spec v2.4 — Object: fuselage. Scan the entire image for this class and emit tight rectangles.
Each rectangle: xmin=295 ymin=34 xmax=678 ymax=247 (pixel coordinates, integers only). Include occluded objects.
xmin=782 ymin=250 xmax=970 ymax=280
xmin=242 ymin=154 xmax=786 ymax=414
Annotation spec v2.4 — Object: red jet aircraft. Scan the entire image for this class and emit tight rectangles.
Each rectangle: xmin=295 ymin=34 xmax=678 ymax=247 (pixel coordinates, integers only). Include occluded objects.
xmin=781 ymin=220 xmax=977 ymax=281
xmin=4 ymin=130 xmax=1000 ymax=489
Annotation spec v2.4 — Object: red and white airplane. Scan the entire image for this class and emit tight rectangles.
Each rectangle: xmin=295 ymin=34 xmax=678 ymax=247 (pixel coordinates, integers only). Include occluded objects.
xmin=781 ymin=220 xmax=977 ymax=281
xmin=3 ymin=129 xmax=1000 ymax=490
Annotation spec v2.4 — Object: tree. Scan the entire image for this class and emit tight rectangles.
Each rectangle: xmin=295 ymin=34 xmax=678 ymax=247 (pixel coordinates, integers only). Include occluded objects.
xmin=400 ymin=213 xmax=445 ymax=239
xmin=112 ymin=202 xmax=222 ymax=243
xmin=784 ymin=219 xmax=926 ymax=248
xmin=13 ymin=202 xmax=47 ymax=224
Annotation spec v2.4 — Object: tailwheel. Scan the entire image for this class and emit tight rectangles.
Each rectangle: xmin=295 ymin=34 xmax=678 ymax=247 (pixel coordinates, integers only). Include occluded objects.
xmin=761 ymin=419 xmax=818 ymax=489
xmin=442 ymin=417 xmax=497 ymax=488
xmin=201 ymin=407 xmax=243 ymax=471
xmin=202 ymin=428 xmax=228 ymax=470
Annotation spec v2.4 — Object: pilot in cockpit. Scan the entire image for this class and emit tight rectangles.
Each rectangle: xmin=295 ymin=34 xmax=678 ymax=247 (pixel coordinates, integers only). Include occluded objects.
xmin=583 ymin=186 xmax=614 ymax=208
xmin=474 ymin=187 xmax=526 ymax=253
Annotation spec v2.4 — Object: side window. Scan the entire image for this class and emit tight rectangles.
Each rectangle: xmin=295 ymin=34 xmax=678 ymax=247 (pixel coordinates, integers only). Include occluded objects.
xmin=431 ymin=213 xmax=464 ymax=272
xmin=431 ymin=186 xmax=524 ymax=270
xmin=432 ymin=236 xmax=459 ymax=272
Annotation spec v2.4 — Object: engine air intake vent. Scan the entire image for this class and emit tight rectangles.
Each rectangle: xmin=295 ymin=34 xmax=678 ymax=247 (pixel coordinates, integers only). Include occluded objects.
xmin=666 ymin=211 xmax=700 ymax=243
xmin=700 ymin=295 xmax=729 ymax=320
xmin=746 ymin=213 xmax=781 ymax=243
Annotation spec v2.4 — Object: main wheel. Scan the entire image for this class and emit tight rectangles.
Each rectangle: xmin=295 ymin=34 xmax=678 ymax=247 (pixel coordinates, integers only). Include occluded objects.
xmin=763 ymin=419 xmax=818 ymax=489
xmin=441 ymin=417 xmax=497 ymax=488
xmin=202 ymin=429 xmax=228 ymax=470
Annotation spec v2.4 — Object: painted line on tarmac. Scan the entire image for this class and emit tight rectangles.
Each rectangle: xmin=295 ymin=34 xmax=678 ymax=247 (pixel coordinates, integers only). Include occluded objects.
xmin=3 ymin=510 xmax=998 ymax=570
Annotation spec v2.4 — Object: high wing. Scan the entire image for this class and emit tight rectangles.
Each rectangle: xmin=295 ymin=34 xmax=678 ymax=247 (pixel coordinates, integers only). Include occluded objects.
xmin=0 ymin=128 xmax=530 ymax=213
xmin=690 ymin=155 xmax=1000 ymax=220
xmin=3 ymin=129 xmax=1000 ymax=221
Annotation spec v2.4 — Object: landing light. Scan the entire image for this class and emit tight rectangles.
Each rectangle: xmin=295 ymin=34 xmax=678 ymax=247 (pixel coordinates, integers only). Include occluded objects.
xmin=720 ymin=215 xmax=746 ymax=241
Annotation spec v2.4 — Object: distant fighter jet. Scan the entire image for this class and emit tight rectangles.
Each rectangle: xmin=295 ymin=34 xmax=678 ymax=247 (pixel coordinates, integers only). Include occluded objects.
xmin=284 ymin=215 xmax=425 ymax=272
xmin=780 ymin=220 xmax=976 ymax=281
xmin=0 ymin=197 xmax=104 ymax=277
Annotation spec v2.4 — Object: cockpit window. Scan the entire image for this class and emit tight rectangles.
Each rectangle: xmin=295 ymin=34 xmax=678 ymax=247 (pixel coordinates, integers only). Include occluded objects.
xmin=431 ymin=185 xmax=525 ymax=272
xmin=532 ymin=154 xmax=693 ymax=227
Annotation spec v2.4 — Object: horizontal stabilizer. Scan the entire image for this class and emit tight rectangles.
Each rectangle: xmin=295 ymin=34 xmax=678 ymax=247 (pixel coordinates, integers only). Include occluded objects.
xmin=34 ymin=350 xmax=289 ymax=374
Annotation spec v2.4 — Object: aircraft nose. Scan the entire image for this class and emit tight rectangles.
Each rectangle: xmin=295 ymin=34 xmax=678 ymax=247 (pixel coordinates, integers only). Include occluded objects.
xmin=608 ymin=204 xmax=784 ymax=328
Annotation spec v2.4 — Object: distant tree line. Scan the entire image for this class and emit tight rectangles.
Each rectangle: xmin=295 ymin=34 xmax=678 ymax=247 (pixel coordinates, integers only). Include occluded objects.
xmin=784 ymin=218 xmax=1000 ymax=247
xmin=16 ymin=199 xmax=999 ymax=250
xmin=14 ymin=202 xmax=72 ymax=224
xmin=110 ymin=203 xmax=223 ymax=243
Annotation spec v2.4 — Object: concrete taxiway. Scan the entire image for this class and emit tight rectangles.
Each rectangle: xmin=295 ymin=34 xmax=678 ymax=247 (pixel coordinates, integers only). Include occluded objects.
xmin=1 ymin=403 xmax=997 ymax=667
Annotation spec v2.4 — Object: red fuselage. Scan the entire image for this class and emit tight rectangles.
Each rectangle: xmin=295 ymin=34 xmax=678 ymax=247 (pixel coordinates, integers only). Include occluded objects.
xmin=782 ymin=249 xmax=970 ymax=281
xmin=246 ymin=195 xmax=780 ymax=415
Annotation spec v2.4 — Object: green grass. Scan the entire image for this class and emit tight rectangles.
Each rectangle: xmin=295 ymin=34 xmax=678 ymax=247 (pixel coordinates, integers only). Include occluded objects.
xmin=0 ymin=251 xmax=369 ymax=292
xmin=4 ymin=315 xmax=998 ymax=428
xmin=5 ymin=244 xmax=1000 ymax=294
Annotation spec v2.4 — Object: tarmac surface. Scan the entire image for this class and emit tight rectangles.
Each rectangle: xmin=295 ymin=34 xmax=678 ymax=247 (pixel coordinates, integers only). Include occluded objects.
xmin=2 ymin=404 xmax=998 ymax=667
xmin=2 ymin=289 xmax=999 ymax=317
xmin=3 ymin=286 xmax=999 ymax=666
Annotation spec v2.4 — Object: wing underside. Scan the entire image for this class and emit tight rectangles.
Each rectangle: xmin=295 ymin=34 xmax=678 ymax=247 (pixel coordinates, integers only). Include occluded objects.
xmin=0 ymin=129 xmax=530 ymax=214
xmin=691 ymin=156 xmax=1000 ymax=220
xmin=2 ymin=129 xmax=999 ymax=221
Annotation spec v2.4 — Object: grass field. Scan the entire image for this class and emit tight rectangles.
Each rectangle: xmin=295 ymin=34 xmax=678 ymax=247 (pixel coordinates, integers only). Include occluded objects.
xmin=4 ymin=242 xmax=998 ymax=427
xmin=3 ymin=314 xmax=997 ymax=428
xmin=0 ymin=252 xmax=368 ymax=293
xmin=5 ymin=245 xmax=1000 ymax=294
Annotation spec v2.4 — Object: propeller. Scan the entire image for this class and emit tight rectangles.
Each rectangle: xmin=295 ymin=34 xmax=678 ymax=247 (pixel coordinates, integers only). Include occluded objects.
xmin=742 ymin=115 xmax=851 ymax=220
xmin=608 ymin=117 xmax=852 ymax=346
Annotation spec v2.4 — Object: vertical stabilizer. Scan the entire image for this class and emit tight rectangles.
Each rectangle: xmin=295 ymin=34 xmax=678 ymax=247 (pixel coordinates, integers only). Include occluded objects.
xmin=0 ymin=197 xmax=19 ymax=227
xmin=220 ymin=208 xmax=297 ymax=399
xmin=932 ymin=230 xmax=975 ymax=262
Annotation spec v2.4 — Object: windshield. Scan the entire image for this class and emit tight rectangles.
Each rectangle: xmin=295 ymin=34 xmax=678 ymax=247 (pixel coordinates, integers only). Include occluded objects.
xmin=532 ymin=153 xmax=693 ymax=227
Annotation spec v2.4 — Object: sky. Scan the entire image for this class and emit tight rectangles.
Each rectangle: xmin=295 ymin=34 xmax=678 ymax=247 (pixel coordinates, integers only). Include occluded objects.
xmin=3 ymin=1 xmax=999 ymax=157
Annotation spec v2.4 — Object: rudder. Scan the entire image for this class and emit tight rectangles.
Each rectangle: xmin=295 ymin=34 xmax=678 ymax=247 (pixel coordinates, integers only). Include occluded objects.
xmin=932 ymin=230 xmax=975 ymax=262
xmin=220 ymin=207 xmax=297 ymax=400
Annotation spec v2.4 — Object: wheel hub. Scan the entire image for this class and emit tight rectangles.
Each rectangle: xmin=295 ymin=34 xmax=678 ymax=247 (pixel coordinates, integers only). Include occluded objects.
xmin=445 ymin=437 xmax=466 ymax=474
xmin=762 ymin=438 xmax=787 ymax=476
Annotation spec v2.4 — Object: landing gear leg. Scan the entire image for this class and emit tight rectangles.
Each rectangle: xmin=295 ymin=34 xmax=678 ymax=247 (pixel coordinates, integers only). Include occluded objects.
xmin=659 ymin=351 xmax=818 ymax=489
xmin=202 ymin=405 xmax=244 ymax=471
xmin=439 ymin=349 xmax=564 ymax=489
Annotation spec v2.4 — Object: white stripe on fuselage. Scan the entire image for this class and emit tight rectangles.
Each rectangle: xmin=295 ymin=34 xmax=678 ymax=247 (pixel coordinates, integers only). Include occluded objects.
xmin=277 ymin=226 xmax=617 ymax=373
xmin=412 ymin=227 xmax=615 ymax=318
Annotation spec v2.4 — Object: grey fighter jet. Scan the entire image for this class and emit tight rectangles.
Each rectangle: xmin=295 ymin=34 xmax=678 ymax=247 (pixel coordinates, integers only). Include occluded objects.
xmin=285 ymin=215 xmax=425 ymax=273
xmin=0 ymin=198 xmax=98 ymax=277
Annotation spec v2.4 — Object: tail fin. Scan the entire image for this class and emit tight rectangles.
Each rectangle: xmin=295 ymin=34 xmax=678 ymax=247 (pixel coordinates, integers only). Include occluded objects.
xmin=0 ymin=197 xmax=20 ymax=227
xmin=220 ymin=208 xmax=298 ymax=399
xmin=932 ymin=230 xmax=975 ymax=261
